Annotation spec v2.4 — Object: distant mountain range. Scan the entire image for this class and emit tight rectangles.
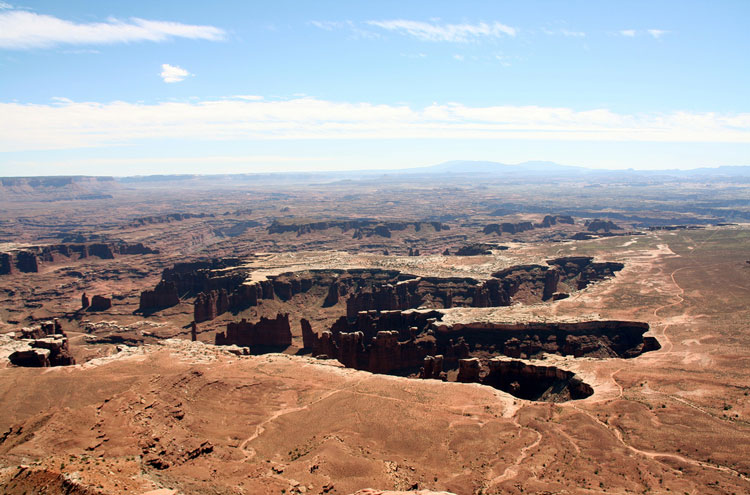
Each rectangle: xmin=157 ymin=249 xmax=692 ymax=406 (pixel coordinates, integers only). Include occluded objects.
xmin=402 ymin=160 xmax=750 ymax=177
xmin=1 ymin=162 xmax=750 ymax=189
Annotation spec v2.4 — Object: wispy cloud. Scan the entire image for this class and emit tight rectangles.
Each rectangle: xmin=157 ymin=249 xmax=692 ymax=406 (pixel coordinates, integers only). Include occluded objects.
xmin=309 ymin=20 xmax=380 ymax=39
xmin=0 ymin=10 xmax=225 ymax=49
xmin=365 ymin=19 xmax=517 ymax=42
xmin=160 ymin=64 xmax=190 ymax=83
xmin=619 ymin=29 xmax=636 ymax=37
xmin=1 ymin=97 xmax=748 ymax=152
xmin=310 ymin=20 xmax=346 ymax=31
xmin=648 ymin=29 xmax=668 ymax=39
xmin=542 ymin=28 xmax=585 ymax=37
xmin=0 ymin=2 xmax=12 ymax=9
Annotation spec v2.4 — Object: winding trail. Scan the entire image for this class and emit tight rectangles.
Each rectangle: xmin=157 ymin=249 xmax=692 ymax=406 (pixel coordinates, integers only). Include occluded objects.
xmin=239 ymin=376 xmax=367 ymax=461
xmin=486 ymin=411 xmax=542 ymax=487
xmin=572 ymin=404 xmax=750 ymax=482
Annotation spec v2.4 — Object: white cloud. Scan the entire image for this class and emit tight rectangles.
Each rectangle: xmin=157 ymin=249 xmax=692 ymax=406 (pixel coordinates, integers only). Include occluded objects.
xmin=1 ymin=97 xmax=748 ymax=152
xmin=560 ymin=29 xmax=585 ymax=37
xmin=0 ymin=10 xmax=225 ymax=49
xmin=160 ymin=64 xmax=190 ymax=83
xmin=542 ymin=28 xmax=585 ymax=37
xmin=0 ymin=2 xmax=12 ymax=9
xmin=310 ymin=20 xmax=346 ymax=31
xmin=648 ymin=29 xmax=667 ymax=39
xmin=619 ymin=29 xmax=636 ymax=37
xmin=453 ymin=54 xmax=464 ymax=61
xmin=366 ymin=19 xmax=517 ymax=41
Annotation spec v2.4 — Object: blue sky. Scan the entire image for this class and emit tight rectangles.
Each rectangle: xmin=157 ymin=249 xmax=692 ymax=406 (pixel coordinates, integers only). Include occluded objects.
xmin=1 ymin=0 xmax=748 ymax=176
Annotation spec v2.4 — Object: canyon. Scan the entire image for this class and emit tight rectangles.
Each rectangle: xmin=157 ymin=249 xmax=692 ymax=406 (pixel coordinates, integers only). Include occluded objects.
xmin=0 ymin=173 xmax=748 ymax=495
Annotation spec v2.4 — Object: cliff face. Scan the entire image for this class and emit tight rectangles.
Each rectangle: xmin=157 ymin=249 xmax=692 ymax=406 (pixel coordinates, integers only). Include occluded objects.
xmin=345 ymin=256 xmax=623 ymax=317
xmin=185 ymin=257 xmax=623 ymax=324
xmin=268 ymin=219 xmax=449 ymax=237
xmin=0 ymin=242 xmax=159 ymax=276
xmin=0 ymin=253 xmax=13 ymax=275
xmin=304 ymin=309 xmax=657 ymax=399
xmin=139 ymin=281 xmax=180 ymax=312
xmin=483 ymin=358 xmax=593 ymax=401
xmin=215 ymin=313 xmax=292 ymax=349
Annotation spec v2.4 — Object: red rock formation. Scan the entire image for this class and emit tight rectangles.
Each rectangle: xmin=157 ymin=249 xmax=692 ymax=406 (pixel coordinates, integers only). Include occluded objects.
xmin=215 ymin=313 xmax=292 ymax=348
xmin=483 ymin=222 xmax=535 ymax=235
xmin=139 ymin=281 xmax=180 ymax=311
xmin=89 ymin=295 xmax=111 ymax=311
xmin=81 ymin=292 xmax=90 ymax=309
xmin=14 ymin=251 xmax=38 ymax=273
xmin=0 ymin=253 xmax=12 ymax=275
xmin=87 ymin=243 xmax=115 ymax=259
xmin=585 ymin=218 xmax=622 ymax=232
xmin=9 ymin=329 xmax=75 ymax=367
xmin=9 ymin=349 xmax=50 ymax=367
xmin=542 ymin=268 xmax=560 ymax=301
xmin=338 ymin=332 xmax=365 ymax=369
xmin=419 ymin=355 xmax=445 ymax=380
xmin=457 ymin=358 xmax=481 ymax=383
xmin=194 ymin=289 xmax=229 ymax=323
xmin=301 ymin=318 xmax=315 ymax=349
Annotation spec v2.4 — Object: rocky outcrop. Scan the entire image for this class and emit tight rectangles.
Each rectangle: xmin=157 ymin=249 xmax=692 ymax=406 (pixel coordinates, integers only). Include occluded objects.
xmin=545 ymin=256 xmax=624 ymax=291
xmin=89 ymin=295 xmax=111 ymax=311
xmin=419 ymin=355 xmax=445 ymax=380
xmin=432 ymin=320 xmax=657 ymax=359
xmin=87 ymin=243 xmax=114 ymax=259
xmin=483 ymin=221 xmax=535 ymax=235
xmin=129 ymin=212 xmax=214 ymax=226
xmin=457 ymin=358 xmax=481 ymax=383
xmin=484 ymin=215 xmax=575 ymax=236
xmin=215 ymin=313 xmax=292 ymax=349
xmin=585 ymin=219 xmax=622 ymax=232
xmin=9 ymin=322 xmax=75 ymax=367
xmin=344 ymin=257 xmax=622 ymax=317
xmin=139 ymin=281 xmax=180 ymax=311
xmin=162 ymin=259 xmax=247 ymax=297
xmin=301 ymin=318 xmax=315 ymax=349
xmin=454 ymin=244 xmax=508 ymax=256
xmin=269 ymin=219 xmax=449 ymax=237
xmin=186 ymin=257 xmax=622 ymax=324
xmin=0 ymin=242 xmax=159 ymax=276
xmin=194 ymin=289 xmax=230 ymax=323
xmin=0 ymin=253 xmax=12 ymax=275
xmin=15 ymin=251 xmax=38 ymax=272
xmin=81 ymin=292 xmax=89 ymax=309
xmin=310 ymin=309 xmax=656 ymax=387
xmin=116 ymin=242 xmax=158 ymax=255
xmin=539 ymin=214 xmax=575 ymax=227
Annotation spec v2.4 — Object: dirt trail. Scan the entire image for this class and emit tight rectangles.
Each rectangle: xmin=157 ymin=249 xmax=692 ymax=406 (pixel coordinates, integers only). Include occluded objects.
xmin=485 ymin=410 xmax=542 ymax=487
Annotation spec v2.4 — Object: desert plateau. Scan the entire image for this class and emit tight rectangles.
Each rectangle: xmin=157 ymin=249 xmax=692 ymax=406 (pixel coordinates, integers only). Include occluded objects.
xmin=0 ymin=170 xmax=749 ymax=494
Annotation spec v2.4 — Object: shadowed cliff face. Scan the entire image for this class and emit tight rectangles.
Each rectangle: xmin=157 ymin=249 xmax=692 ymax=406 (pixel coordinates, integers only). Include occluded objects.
xmin=299 ymin=311 xmax=657 ymax=402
